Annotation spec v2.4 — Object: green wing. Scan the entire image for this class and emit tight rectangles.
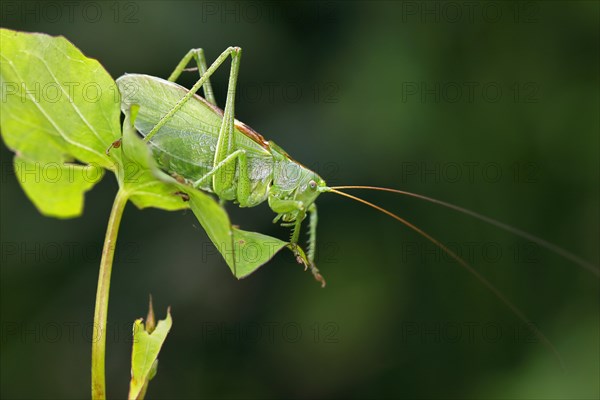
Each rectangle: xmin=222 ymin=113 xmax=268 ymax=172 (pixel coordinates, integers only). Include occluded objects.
xmin=116 ymin=74 xmax=272 ymax=193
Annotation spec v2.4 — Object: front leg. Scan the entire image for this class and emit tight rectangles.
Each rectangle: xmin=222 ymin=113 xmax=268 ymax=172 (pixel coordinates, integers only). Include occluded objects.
xmin=269 ymin=196 xmax=306 ymax=251
xmin=302 ymin=203 xmax=324 ymax=286
xmin=307 ymin=203 xmax=318 ymax=264
xmin=268 ymin=198 xmax=326 ymax=287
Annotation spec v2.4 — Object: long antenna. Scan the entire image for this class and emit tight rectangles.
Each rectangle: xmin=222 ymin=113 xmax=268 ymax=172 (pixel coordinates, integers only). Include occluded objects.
xmin=327 ymin=188 xmax=565 ymax=369
xmin=330 ymin=185 xmax=599 ymax=277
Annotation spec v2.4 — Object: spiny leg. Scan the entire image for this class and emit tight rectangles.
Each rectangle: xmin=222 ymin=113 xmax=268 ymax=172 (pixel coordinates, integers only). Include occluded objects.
xmin=306 ymin=204 xmax=325 ymax=286
xmin=212 ymin=48 xmax=243 ymax=199
xmin=289 ymin=204 xmax=325 ymax=286
xmin=268 ymin=197 xmax=306 ymax=248
xmin=145 ymin=46 xmax=241 ymax=143
xmin=286 ymin=209 xmax=309 ymax=269
xmin=290 ymin=210 xmax=306 ymax=245
xmin=269 ymin=197 xmax=325 ymax=278
xmin=307 ymin=203 xmax=318 ymax=263
xmin=269 ymin=197 xmax=325 ymax=286
xmin=167 ymin=48 xmax=216 ymax=106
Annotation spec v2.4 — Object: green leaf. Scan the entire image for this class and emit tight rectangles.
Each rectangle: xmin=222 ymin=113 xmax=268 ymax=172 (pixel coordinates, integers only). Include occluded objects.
xmin=0 ymin=28 xmax=121 ymax=168
xmin=0 ymin=28 xmax=121 ymax=218
xmin=231 ymin=229 xmax=290 ymax=278
xmin=129 ymin=306 xmax=172 ymax=400
xmin=13 ymin=156 xmax=104 ymax=218
xmin=184 ymin=188 xmax=288 ymax=278
xmin=118 ymin=113 xmax=190 ymax=211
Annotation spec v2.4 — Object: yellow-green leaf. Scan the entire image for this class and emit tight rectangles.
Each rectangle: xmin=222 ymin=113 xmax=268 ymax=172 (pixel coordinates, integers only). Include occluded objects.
xmin=118 ymin=112 xmax=190 ymax=211
xmin=129 ymin=307 xmax=172 ymax=400
xmin=184 ymin=188 xmax=288 ymax=278
xmin=0 ymin=28 xmax=121 ymax=218
xmin=0 ymin=28 xmax=121 ymax=169
xmin=13 ymin=155 xmax=104 ymax=218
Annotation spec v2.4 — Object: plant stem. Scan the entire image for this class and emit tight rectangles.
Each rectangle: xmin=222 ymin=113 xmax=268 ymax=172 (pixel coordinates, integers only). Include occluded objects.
xmin=92 ymin=189 xmax=129 ymax=399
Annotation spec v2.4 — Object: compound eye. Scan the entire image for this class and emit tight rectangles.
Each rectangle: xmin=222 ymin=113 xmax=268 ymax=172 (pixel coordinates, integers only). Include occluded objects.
xmin=309 ymin=180 xmax=317 ymax=190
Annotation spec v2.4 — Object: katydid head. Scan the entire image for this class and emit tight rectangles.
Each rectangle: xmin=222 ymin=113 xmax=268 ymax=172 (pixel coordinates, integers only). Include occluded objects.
xmin=268 ymin=141 xmax=327 ymax=223
xmin=269 ymin=163 xmax=327 ymax=223
xmin=295 ymin=173 xmax=328 ymax=209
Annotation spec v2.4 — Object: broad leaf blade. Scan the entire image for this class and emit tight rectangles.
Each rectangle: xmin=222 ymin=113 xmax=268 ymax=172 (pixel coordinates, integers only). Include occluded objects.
xmin=231 ymin=229 xmax=289 ymax=278
xmin=0 ymin=28 xmax=121 ymax=218
xmin=0 ymin=28 xmax=121 ymax=169
xmin=119 ymin=113 xmax=190 ymax=211
xmin=13 ymin=156 xmax=104 ymax=218
xmin=184 ymin=189 xmax=288 ymax=277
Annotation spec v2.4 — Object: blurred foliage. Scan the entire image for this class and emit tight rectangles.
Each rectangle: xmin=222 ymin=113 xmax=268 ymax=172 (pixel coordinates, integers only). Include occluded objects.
xmin=1 ymin=1 xmax=598 ymax=399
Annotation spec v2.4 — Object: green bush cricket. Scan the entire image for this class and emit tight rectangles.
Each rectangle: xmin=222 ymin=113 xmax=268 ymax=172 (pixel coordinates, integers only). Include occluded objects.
xmin=117 ymin=47 xmax=327 ymax=285
xmin=115 ymin=47 xmax=598 ymax=365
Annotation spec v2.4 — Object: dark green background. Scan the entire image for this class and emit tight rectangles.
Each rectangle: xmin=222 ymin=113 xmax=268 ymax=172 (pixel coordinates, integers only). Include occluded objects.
xmin=1 ymin=1 xmax=598 ymax=398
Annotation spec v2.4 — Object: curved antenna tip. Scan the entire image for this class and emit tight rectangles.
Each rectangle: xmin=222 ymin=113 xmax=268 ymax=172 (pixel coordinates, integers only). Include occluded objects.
xmin=328 ymin=187 xmax=565 ymax=369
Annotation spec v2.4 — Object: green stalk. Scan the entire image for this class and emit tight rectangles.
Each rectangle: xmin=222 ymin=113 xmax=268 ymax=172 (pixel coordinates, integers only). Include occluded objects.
xmin=92 ymin=189 xmax=129 ymax=399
